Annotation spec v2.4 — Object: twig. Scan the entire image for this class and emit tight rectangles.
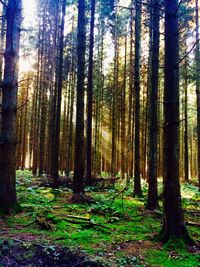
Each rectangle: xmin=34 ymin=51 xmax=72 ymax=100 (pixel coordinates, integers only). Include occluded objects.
xmin=175 ymin=0 xmax=184 ymax=15
xmin=61 ymin=217 xmax=110 ymax=230
xmin=177 ymin=39 xmax=200 ymax=66
xmin=0 ymin=0 xmax=7 ymax=8
xmin=59 ymin=214 xmax=91 ymax=221
xmin=25 ymin=221 xmax=35 ymax=227
xmin=16 ymin=99 xmax=29 ymax=110
xmin=186 ymin=222 xmax=200 ymax=227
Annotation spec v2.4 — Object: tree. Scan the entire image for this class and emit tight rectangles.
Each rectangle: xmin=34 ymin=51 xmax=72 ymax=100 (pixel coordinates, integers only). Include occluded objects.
xmin=133 ymin=0 xmax=142 ymax=196
xmin=86 ymin=0 xmax=95 ymax=185
xmin=0 ymin=1 xmax=6 ymax=81
xmin=38 ymin=3 xmax=48 ymax=177
xmin=195 ymin=0 xmax=200 ymax=189
xmin=183 ymin=40 xmax=189 ymax=182
xmin=127 ymin=0 xmax=134 ymax=179
xmin=147 ymin=0 xmax=160 ymax=210
xmin=0 ymin=0 xmax=22 ymax=214
xmin=72 ymin=0 xmax=86 ymax=202
xmin=50 ymin=0 xmax=66 ymax=188
xmin=159 ymin=0 xmax=193 ymax=244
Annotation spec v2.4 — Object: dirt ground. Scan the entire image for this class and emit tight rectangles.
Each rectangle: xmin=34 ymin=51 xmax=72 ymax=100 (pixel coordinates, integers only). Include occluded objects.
xmin=0 ymin=239 xmax=103 ymax=267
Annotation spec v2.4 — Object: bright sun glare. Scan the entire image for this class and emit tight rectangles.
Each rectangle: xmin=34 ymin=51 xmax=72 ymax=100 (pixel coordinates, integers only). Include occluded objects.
xmin=19 ymin=0 xmax=36 ymax=74
xmin=22 ymin=0 xmax=36 ymax=24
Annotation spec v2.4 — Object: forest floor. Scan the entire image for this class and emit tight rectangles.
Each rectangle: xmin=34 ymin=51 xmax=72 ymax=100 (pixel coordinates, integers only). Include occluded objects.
xmin=0 ymin=171 xmax=199 ymax=267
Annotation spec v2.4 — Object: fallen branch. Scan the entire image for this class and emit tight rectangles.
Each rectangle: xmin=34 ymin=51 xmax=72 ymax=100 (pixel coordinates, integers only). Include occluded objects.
xmin=60 ymin=214 xmax=91 ymax=221
xmin=186 ymin=222 xmax=200 ymax=227
xmin=60 ymin=217 xmax=110 ymax=230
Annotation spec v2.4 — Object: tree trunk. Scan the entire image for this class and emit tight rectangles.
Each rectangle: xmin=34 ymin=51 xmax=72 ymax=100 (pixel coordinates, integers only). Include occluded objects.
xmin=86 ymin=0 xmax=95 ymax=185
xmin=21 ymin=77 xmax=30 ymax=169
xmin=195 ymin=0 xmax=200 ymax=189
xmin=121 ymin=33 xmax=127 ymax=179
xmin=0 ymin=2 xmax=6 ymax=81
xmin=133 ymin=0 xmax=142 ymax=196
xmin=127 ymin=1 xmax=134 ymax=179
xmin=0 ymin=0 xmax=22 ymax=214
xmin=147 ymin=0 xmax=160 ymax=210
xmin=50 ymin=0 xmax=66 ymax=188
xmin=111 ymin=18 xmax=119 ymax=178
xmin=159 ymin=0 xmax=193 ymax=244
xmin=38 ymin=5 xmax=48 ymax=176
xmin=183 ymin=46 xmax=189 ymax=182
xmin=72 ymin=0 xmax=86 ymax=201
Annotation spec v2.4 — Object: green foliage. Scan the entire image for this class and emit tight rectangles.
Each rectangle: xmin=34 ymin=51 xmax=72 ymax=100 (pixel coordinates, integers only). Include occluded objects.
xmin=2 ymin=171 xmax=199 ymax=267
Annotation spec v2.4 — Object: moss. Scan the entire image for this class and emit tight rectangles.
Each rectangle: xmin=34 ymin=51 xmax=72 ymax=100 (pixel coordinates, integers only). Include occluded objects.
xmin=1 ymin=171 xmax=198 ymax=267
xmin=145 ymin=248 xmax=200 ymax=267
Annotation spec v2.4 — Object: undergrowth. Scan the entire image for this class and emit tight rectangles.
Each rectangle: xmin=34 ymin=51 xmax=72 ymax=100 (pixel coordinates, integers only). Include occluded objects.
xmin=0 ymin=171 xmax=199 ymax=266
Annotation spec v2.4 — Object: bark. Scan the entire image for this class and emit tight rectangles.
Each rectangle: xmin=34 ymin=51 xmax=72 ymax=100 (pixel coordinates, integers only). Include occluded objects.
xmin=147 ymin=0 xmax=160 ymax=210
xmin=46 ymin=0 xmax=59 ymax=176
xmin=66 ymin=18 xmax=76 ymax=174
xmin=32 ymin=25 xmax=42 ymax=175
xmin=111 ymin=26 xmax=119 ymax=178
xmin=127 ymin=1 xmax=134 ymax=178
xmin=133 ymin=0 xmax=142 ymax=196
xmin=66 ymin=69 xmax=75 ymax=174
xmin=86 ymin=0 xmax=95 ymax=185
xmin=0 ymin=0 xmax=22 ymax=214
xmin=0 ymin=1 xmax=7 ymax=150
xmin=38 ymin=5 xmax=48 ymax=176
xmin=21 ymin=77 xmax=30 ymax=169
xmin=93 ymin=20 xmax=104 ymax=176
xmin=72 ymin=0 xmax=86 ymax=198
xmin=50 ymin=0 xmax=66 ymax=188
xmin=195 ymin=0 xmax=200 ymax=189
xmin=60 ymin=89 xmax=67 ymax=172
xmin=183 ymin=48 xmax=189 ymax=182
xmin=0 ymin=2 xmax=6 ymax=81
xmin=160 ymin=0 xmax=193 ymax=244
xmin=121 ymin=34 xmax=127 ymax=179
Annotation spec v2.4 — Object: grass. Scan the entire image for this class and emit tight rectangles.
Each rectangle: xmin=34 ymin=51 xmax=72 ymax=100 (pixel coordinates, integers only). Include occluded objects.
xmin=0 ymin=171 xmax=199 ymax=266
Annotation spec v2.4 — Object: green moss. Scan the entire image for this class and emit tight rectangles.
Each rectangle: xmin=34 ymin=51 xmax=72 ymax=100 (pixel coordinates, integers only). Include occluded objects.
xmin=145 ymin=248 xmax=200 ymax=267
xmin=1 ymin=171 xmax=198 ymax=267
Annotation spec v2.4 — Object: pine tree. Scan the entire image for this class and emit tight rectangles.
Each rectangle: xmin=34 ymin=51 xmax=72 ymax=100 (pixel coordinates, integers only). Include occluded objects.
xmin=72 ymin=0 xmax=86 ymax=202
xmin=159 ymin=0 xmax=193 ymax=244
xmin=0 ymin=0 xmax=22 ymax=214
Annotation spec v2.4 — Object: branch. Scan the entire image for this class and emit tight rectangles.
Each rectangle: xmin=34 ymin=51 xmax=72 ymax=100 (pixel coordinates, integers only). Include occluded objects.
xmin=186 ymin=222 xmax=200 ymax=227
xmin=59 ymin=217 xmax=111 ymax=231
xmin=0 ymin=0 xmax=7 ymax=8
xmin=177 ymin=39 xmax=200 ymax=66
xmin=16 ymin=99 xmax=29 ymax=110
xmin=175 ymin=0 xmax=184 ymax=15
xmin=115 ymin=1 xmax=164 ymax=12
xmin=136 ymin=0 xmax=164 ymax=12
xmin=114 ymin=5 xmax=133 ymax=10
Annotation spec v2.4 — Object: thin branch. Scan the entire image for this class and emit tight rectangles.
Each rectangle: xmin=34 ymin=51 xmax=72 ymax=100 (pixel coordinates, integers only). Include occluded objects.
xmin=19 ymin=78 xmax=33 ymax=84
xmin=16 ymin=99 xmax=29 ymax=110
xmin=136 ymin=0 xmax=164 ymax=12
xmin=115 ymin=1 xmax=164 ymax=12
xmin=114 ymin=5 xmax=133 ymax=10
xmin=0 ymin=0 xmax=7 ymax=8
xmin=177 ymin=39 xmax=200 ymax=66
xmin=175 ymin=0 xmax=184 ymax=15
